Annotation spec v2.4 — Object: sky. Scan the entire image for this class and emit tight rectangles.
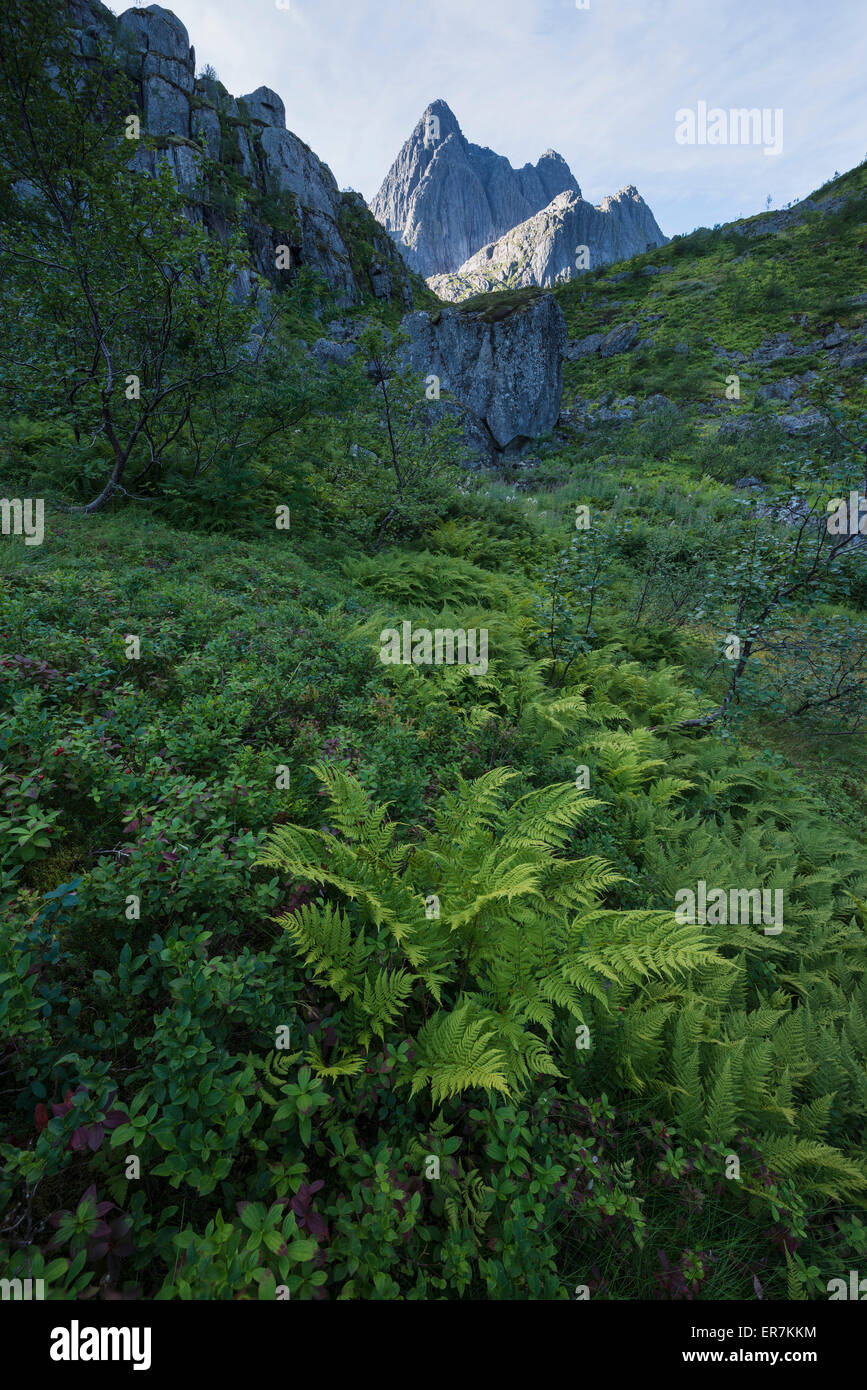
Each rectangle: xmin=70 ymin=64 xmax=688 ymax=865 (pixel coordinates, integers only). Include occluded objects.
xmin=118 ymin=0 xmax=867 ymax=237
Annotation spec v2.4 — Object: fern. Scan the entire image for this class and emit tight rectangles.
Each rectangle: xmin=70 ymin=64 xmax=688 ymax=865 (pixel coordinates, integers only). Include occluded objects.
xmin=258 ymin=766 xmax=717 ymax=1104
xmin=411 ymin=1003 xmax=511 ymax=1102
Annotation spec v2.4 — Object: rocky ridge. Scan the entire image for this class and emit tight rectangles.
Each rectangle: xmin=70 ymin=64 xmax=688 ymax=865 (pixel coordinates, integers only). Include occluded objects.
xmin=372 ymin=100 xmax=667 ymax=294
xmin=63 ymin=3 xmax=571 ymax=464
xmin=429 ymin=188 xmax=668 ymax=302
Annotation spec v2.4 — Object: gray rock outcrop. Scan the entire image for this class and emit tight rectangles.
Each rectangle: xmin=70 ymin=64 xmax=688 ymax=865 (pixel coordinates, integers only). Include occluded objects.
xmin=397 ymin=292 xmax=568 ymax=453
xmin=312 ymin=339 xmax=358 ymax=369
xmin=756 ymin=377 xmax=800 ymax=403
xmin=750 ymin=332 xmax=822 ymax=364
xmin=778 ymin=410 xmax=826 ymax=435
xmin=837 ymin=339 xmax=867 ymax=369
xmin=565 ymin=331 xmax=606 ymax=361
xmin=565 ymin=319 xmax=641 ymax=361
xmin=239 ymin=86 xmax=286 ymax=130
xmin=116 ymin=4 xmax=193 ymax=138
xmin=718 ymin=408 xmax=828 ymax=440
xmin=67 ymin=1 xmax=416 ymax=309
xmin=599 ymin=318 xmax=641 ymax=358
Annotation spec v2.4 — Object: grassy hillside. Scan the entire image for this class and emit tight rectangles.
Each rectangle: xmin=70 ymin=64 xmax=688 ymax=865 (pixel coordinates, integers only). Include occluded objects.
xmin=556 ymin=161 xmax=867 ymax=418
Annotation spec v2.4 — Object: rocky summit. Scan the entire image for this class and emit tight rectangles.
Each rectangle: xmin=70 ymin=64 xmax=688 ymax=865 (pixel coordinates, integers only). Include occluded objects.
xmin=429 ymin=187 xmax=668 ymax=302
xmin=370 ymin=100 xmax=580 ymax=279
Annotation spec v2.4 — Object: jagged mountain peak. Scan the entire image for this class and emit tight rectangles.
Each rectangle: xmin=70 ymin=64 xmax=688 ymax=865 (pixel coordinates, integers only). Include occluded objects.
xmin=416 ymin=98 xmax=463 ymax=135
xmin=370 ymin=103 xmax=580 ymax=278
xmin=600 ymin=183 xmax=642 ymax=204
xmin=370 ymin=98 xmax=667 ymax=291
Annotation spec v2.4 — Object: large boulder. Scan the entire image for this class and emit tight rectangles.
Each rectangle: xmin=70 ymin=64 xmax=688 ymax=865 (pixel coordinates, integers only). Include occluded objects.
xmin=718 ymin=413 xmax=759 ymax=441
xmin=824 ymin=323 xmax=849 ymax=348
xmin=756 ymin=377 xmax=800 ymax=403
xmin=564 ymin=319 xmax=641 ymax=364
xmin=750 ymin=331 xmax=822 ymax=364
xmin=598 ymin=319 xmax=640 ymax=357
xmin=565 ymin=331 xmax=605 ymax=361
xmin=838 ymin=339 xmax=867 ymax=369
xmin=312 ymin=338 xmax=358 ymax=369
xmin=398 ymin=292 xmax=568 ymax=452
xmin=779 ymin=409 xmax=826 ymax=435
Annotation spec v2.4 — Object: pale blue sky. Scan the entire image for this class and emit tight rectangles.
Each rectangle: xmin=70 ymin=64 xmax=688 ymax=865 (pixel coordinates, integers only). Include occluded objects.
xmin=123 ymin=0 xmax=867 ymax=236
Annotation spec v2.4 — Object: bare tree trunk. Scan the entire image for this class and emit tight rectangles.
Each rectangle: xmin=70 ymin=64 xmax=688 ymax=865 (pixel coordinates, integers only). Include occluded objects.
xmin=81 ymin=467 xmax=123 ymax=513
xmin=81 ymin=412 xmax=128 ymax=512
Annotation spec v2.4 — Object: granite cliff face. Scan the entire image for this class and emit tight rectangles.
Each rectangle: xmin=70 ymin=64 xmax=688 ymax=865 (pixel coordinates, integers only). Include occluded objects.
xmin=67 ymin=0 xmax=416 ymax=308
xmin=370 ymin=100 xmax=580 ymax=279
xmin=428 ymin=187 xmax=668 ymax=301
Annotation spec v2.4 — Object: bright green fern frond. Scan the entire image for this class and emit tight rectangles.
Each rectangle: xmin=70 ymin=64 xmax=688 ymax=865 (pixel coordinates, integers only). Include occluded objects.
xmin=411 ymin=1003 xmax=511 ymax=1103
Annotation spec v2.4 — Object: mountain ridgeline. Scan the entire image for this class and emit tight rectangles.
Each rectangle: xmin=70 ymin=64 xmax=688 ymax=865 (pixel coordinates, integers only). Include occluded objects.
xmin=369 ymin=99 xmax=580 ymax=277
xmin=371 ymin=99 xmax=667 ymax=297
xmin=63 ymin=8 xmax=665 ymax=319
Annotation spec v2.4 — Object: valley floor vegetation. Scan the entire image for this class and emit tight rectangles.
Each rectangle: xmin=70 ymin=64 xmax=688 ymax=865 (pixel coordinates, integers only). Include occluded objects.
xmin=1 ymin=3 xmax=866 ymax=1302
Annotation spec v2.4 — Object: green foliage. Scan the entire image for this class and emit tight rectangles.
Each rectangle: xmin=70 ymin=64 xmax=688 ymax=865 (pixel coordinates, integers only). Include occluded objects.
xmin=257 ymin=762 xmax=723 ymax=1101
xmin=0 ymin=0 xmax=285 ymax=514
